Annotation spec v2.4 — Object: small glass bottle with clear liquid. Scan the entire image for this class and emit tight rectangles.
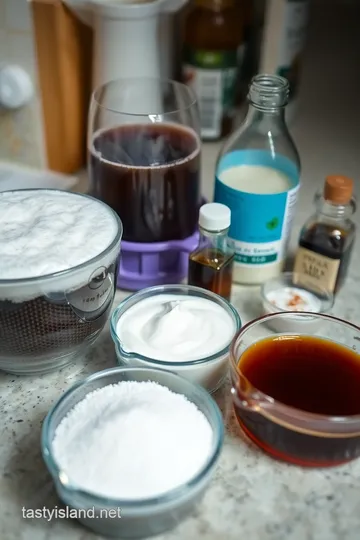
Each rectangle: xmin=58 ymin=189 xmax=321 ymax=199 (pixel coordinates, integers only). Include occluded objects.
xmin=188 ymin=203 xmax=234 ymax=301
xmin=214 ymin=73 xmax=301 ymax=285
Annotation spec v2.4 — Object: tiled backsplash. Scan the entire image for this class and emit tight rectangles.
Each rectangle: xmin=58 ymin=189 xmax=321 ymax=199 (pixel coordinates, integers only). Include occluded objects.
xmin=0 ymin=0 xmax=45 ymax=168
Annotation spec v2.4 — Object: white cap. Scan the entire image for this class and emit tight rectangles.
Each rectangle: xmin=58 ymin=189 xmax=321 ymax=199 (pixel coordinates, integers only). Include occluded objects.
xmin=199 ymin=203 xmax=231 ymax=231
xmin=0 ymin=65 xmax=34 ymax=110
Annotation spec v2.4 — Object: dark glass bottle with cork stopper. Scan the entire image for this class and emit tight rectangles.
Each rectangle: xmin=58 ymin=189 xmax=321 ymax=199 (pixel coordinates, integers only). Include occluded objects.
xmin=293 ymin=175 xmax=356 ymax=294
xmin=182 ymin=0 xmax=244 ymax=141
xmin=188 ymin=202 xmax=234 ymax=300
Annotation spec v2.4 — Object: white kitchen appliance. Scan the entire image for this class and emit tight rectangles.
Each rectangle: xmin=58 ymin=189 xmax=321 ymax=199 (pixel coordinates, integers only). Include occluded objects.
xmin=64 ymin=0 xmax=188 ymax=88
xmin=91 ymin=0 xmax=187 ymax=88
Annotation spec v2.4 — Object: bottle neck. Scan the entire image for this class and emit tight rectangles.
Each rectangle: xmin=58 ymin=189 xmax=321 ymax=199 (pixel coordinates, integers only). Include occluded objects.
xmin=199 ymin=226 xmax=230 ymax=252
xmin=315 ymin=196 xmax=355 ymax=221
xmin=195 ymin=0 xmax=234 ymax=10
xmin=244 ymin=103 xmax=287 ymax=131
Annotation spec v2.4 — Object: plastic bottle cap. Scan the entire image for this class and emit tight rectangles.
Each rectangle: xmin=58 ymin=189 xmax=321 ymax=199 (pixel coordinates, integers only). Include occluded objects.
xmin=199 ymin=203 xmax=231 ymax=231
xmin=0 ymin=65 xmax=33 ymax=110
xmin=324 ymin=175 xmax=353 ymax=205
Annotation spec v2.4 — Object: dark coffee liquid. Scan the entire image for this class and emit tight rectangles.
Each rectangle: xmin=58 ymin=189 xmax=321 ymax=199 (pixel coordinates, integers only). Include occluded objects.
xmin=90 ymin=124 xmax=201 ymax=243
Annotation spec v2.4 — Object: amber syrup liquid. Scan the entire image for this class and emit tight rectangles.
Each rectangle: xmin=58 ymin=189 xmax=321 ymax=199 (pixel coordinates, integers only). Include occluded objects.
xmin=188 ymin=248 xmax=234 ymax=301
xmin=234 ymin=335 xmax=360 ymax=467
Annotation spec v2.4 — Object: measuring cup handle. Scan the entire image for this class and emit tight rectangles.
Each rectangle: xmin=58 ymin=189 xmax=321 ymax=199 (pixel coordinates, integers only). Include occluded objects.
xmin=231 ymin=386 xmax=269 ymax=413
xmin=231 ymin=387 xmax=252 ymax=411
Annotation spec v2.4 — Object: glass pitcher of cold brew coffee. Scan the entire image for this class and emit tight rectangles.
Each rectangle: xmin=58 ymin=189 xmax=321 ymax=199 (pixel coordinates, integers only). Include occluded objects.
xmin=88 ymin=78 xmax=201 ymax=244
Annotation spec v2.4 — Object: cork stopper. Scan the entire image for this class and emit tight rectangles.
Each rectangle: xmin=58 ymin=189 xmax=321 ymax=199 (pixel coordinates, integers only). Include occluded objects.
xmin=324 ymin=175 xmax=353 ymax=205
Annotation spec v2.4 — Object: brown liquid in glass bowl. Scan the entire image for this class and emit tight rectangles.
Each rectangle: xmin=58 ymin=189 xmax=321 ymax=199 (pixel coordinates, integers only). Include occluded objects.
xmin=233 ymin=335 xmax=360 ymax=466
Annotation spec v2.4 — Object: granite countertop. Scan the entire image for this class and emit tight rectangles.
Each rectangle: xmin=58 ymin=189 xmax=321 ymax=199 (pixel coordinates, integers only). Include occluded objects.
xmin=1 ymin=272 xmax=360 ymax=540
xmin=1 ymin=271 xmax=360 ymax=540
xmin=1 ymin=2 xmax=360 ymax=540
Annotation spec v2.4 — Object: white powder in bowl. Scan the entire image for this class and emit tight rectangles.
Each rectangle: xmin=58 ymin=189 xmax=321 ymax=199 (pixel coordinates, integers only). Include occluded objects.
xmin=52 ymin=381 xmax=214 ymax=500
xmin=0 ymin=190 xmax=120 ymax=301
xmin=0 ymin=190 xmax=118 ymax=280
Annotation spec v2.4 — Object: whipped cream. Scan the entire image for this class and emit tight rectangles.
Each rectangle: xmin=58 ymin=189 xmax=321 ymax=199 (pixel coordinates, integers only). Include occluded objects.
xmin=116 ymin=294 xmax=236 ymax=362
xmin=0 ymin=190 xmax=120 ymax=301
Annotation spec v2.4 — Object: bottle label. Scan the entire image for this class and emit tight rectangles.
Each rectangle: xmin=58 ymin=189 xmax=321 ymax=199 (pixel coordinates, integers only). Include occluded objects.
xmin=277 ymin=0 xmax=310 ymax=101
xmin=214 ymin=150 xmax=300 ymax=267
xmin=293 ymin=247 xmax=340 ymax=293
xmin=183 ymin=48 xmax=239 ymax=139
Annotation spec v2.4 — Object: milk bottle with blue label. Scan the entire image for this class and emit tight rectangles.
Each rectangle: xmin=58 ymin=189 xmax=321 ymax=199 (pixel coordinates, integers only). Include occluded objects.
xmin=214 ymin=73 xmax=301 ymax=284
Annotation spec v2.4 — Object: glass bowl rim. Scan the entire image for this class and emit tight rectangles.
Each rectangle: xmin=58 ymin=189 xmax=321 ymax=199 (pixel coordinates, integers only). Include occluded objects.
xmin=41 ymin=365 xmax=224 ymax=509
xmin=0 ymin=189 xmax=123 ymax=286
xmin=110 ymin=284 xmax=241 ymax=367
xmin=260 ymin=271 xmax=334 ymax=314
xmin=91 ymin=77 xmax=198 ymax=117
xmin=230 ymin=311 xmax=360 ymax=428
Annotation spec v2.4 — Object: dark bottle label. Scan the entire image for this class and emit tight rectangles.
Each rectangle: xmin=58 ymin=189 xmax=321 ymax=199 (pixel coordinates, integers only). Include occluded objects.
xmin=293 ymin=247 xmax=340 ymax=293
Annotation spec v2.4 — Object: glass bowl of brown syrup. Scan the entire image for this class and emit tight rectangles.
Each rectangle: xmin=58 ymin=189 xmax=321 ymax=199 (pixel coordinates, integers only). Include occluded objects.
xmin=230 ymin=312 xmax=360 ymax=467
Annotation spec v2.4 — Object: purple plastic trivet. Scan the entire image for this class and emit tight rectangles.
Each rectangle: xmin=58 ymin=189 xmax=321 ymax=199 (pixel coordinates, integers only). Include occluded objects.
xmin=117 ymin=230 xmax=199 ymax=291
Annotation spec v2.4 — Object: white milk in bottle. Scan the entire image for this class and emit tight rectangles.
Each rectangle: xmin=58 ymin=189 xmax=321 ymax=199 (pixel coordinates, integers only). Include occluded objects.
xmin=214 ymin=74 xmax=301 ymax=284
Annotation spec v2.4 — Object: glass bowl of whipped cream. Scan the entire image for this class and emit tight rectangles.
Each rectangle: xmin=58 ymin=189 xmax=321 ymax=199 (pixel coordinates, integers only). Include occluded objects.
xmin=110 ymin=284 xmax=241 ymax=392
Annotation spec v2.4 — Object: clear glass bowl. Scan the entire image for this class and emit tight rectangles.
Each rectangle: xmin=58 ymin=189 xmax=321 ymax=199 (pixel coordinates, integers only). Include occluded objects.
xmin=0 ymin=190 xmax=122 ymax=375
xmin=260 ymin=272 xmax=334 ymax=333
xmin=230 ymin=312 xmax=360 ymax=467
xmin=42 ymin=366 xmax=224 ymax=538
xmin=110 ymin=284 xmax=241 ymax=393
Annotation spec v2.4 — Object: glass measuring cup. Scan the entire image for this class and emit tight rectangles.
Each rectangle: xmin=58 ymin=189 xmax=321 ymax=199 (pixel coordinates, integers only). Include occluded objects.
xmin=230 ymin=312 xmax=360 ymax=467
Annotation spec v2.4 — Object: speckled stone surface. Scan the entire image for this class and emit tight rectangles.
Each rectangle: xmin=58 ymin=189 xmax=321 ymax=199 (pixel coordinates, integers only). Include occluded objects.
xmin=0 ymin=258 xmax=359 ymax=540
xmin=1 ymin=269 xmax=360 ymax=540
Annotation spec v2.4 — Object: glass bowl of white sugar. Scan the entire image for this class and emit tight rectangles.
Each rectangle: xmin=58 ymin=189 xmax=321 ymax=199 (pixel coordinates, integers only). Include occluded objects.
xmin=42 ymin=366 xmax=224 ymax=539
xmin=110 ymin=284 xmax=241 ymax=392
xmin=0 ymin=189 xmax=122 ymax=374
xmin=261 ymin=272 xmax=334 ymax=333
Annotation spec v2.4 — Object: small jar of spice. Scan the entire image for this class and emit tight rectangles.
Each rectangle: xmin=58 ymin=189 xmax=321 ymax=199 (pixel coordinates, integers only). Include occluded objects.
xmin=293 ymin=175 xmax=356 ymax=294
